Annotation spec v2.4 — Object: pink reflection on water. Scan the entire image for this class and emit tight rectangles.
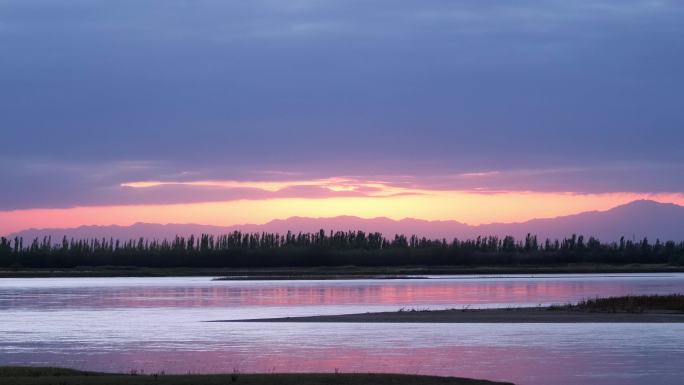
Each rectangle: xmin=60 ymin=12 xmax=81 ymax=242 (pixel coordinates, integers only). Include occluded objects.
xmin=8 ymin=344 xmax=653 ymax=385
xmin=3 ymin=277 xmax=683 ymax=310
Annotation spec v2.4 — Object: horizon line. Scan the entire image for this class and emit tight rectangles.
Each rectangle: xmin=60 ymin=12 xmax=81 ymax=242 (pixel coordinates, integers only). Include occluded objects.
xmin=5 ymin=198 xmax=679 ymax=237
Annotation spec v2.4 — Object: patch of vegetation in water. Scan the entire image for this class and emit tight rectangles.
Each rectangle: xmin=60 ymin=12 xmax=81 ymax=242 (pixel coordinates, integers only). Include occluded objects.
xmin=549 ymin=294 xmax=684 ymax=313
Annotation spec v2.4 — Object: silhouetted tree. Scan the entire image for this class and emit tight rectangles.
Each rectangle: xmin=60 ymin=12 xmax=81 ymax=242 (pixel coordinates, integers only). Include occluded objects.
xmin=1 ymin=230 xmax=682 ymax=269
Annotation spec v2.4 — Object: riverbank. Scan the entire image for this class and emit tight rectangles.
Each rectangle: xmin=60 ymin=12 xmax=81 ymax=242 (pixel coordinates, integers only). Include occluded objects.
xmin=218 ymin=295 xmax=684 ymax=323
xmin=220 ymin=307 xmax=684 ymax=323
xmin=1 ymin=263 xmax=683 ymax=278
xmin=0 ymin=367 xmax=513 ymax=385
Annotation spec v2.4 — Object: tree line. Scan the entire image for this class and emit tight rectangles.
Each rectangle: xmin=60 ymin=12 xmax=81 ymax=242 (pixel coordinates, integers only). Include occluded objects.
xmin=1 ymin=230 xmax=683 ymax=268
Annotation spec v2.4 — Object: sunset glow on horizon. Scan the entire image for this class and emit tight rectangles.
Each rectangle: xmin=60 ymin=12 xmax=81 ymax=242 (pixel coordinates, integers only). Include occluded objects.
xmin=3 ymin=186 xmax=683 ymax=235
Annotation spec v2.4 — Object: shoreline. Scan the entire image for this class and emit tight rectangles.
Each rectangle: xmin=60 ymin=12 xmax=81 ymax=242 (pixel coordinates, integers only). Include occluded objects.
xmin=0 ymin=367 xmax=513 ymax=385
xmin=1 ymin=263 xmax=683 ymax=278
xmin=217 ymin=307 xmax=684 ymax=323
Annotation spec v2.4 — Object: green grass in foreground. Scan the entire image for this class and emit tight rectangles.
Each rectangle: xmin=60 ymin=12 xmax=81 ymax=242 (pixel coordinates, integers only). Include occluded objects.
xmin=549 ymin=294 xmax=684 ymax=313
xmin=0 ymin=367 xmax=514 ymax=385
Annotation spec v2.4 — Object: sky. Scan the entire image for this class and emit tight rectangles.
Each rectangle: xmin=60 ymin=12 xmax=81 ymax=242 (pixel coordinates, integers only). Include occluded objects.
xmin=1 ymin=0 xmax=684 ymax=235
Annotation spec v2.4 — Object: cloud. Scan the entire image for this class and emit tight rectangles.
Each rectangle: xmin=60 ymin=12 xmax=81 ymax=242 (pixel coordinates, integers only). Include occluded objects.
xmin=1 ymin=1 xmax=683 ymax=210
xmin=405 ymin=163 xmax=684 ymax=194
xmin=114 ymin=177 xmax=419 ymax=205
xmin=0 ymin=158 xmax=429 ymax=209
xmin=2 ymin=156 xmax=683 ymax=211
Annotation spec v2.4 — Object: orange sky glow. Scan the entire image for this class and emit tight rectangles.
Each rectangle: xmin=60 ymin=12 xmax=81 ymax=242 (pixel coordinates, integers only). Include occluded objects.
xmin=2 ymin=186 xmax=684 ymax=236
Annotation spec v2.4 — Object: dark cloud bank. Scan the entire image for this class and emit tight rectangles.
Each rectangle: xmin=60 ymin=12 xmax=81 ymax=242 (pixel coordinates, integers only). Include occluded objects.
xmin=1 ymin=0 xmax=683 ymax=209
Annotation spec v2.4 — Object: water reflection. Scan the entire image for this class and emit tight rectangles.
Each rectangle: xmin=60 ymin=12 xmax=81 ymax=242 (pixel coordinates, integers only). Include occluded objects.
xmin=1 ymin=274 xmax=683 ymax=385
xmin=2 ymin=322 xmax=683 ymax=385
xmin=1 ymin=274 xmax=683 ymax=310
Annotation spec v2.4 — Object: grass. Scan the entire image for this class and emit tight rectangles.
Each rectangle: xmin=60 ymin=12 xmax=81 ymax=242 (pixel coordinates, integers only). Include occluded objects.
xmin=0 ymin=367 xmax=95 ymax=377
xmin=549 ymin=294 xmax=684 ymax=313
xmin=0 ymin=367 xmax=513 ymax=385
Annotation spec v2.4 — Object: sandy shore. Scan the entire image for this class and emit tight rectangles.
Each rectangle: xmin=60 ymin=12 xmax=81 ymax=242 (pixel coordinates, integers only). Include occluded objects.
xmin=217 ymin=307 xmax=684 ymax=323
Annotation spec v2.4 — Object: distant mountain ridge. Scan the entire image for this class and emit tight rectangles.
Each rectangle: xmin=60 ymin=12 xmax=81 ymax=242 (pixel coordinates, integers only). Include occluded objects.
xmin=7 ymin=200 xmax=684 ymax=242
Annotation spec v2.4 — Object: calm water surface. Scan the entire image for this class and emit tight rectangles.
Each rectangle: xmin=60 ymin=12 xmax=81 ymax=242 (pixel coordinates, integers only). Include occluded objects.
xmin=1 ymin=274 xmax=683 ymax=385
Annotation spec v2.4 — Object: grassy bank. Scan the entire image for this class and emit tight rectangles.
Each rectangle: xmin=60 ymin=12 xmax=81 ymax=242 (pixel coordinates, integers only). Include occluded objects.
xmin=0 ymin=367 xmax=513 ymax=385
xmin=222 ymin=294 xmax=684 ymax=323
xmin=1 ymin=263 xmax=683 ymax=278
xmin=549 ymin=294 xmax=684 ymax=313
